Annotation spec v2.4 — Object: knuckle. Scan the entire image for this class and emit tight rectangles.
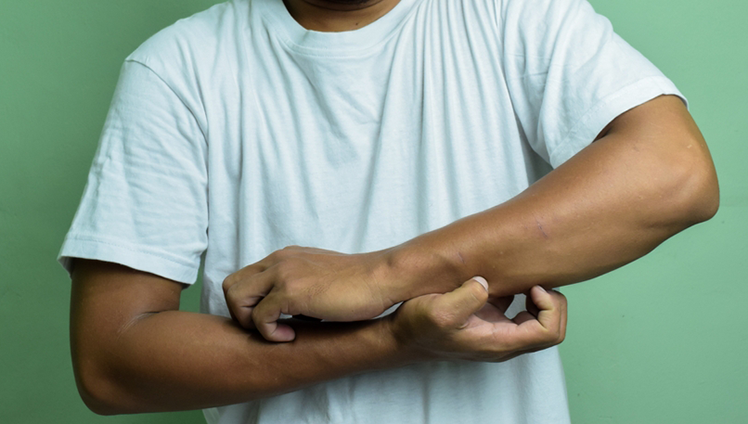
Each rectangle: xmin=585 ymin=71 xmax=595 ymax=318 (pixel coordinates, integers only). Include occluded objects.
xmin=426 ymin=307 xmax=457 ymax=329
xmin=275 ymin=264 xmax=295 ymax=285
xmin=251 ymin=302 xmax=272 ymax=325
xmin=250 ymin=304 xmax=263 ymax=321
xmin=226 ymin=299 xmax=252 ymax=326
xmin=222 ymin=275 xmax=236 ymax=292
xmin=470 ymin=284 xmax=489 ymax=302
xmin=276 ymin=245 xmax=301 ymax=258
xmin=547 ymin=328 xmax=562 ymax=344
xmin=235 ymin=310 xmax=253 ymax=329
xmin=274 ymin=247 xmax=295 ymax=261
xmin=224 ymin=284 xmax=239 ymax=305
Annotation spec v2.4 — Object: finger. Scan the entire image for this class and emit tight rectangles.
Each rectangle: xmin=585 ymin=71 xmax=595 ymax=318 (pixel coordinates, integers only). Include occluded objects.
xmin=252 ymin=293 xmax=296 ymax=342
xmin=511 ymin=311 xmax=537 ymax=326
xmin=224 ymin=271 xmax=276 ymax=329
xmin=525 ymin=292 xmax=540 ymax=318
xmin=434 ymin=276 xmax=489 ymax=327
xmin=550 ymin=289 xmax=568 ymax=342
xmin=505 ymin=286 xmax=562 ymax=349
xmin=527 ymin=286 xmax=564 ymax=344
xmin=225 ymin=250 xmax=280 ymax=284
xmin=224 ymin=246 xmax=301 ymax=290
xmin=222 ymin=262 xmax=268 ymax=299
xmin=508 ymin=290 xmax=567 ymax=354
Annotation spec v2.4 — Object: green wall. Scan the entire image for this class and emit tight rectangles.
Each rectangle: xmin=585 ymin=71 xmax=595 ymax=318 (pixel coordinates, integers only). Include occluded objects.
xmin=0 ymin=0 xmax=745 ymax=423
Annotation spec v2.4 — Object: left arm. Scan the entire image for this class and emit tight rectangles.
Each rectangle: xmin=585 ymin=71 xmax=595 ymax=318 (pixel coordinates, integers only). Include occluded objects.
xmin=386 ymin=95 xmax=719 ymax=300
xmin=225 ymin=95 xmax=719 ymax=341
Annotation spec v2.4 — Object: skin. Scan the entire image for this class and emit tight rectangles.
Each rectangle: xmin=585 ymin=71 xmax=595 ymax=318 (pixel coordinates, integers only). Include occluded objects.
xmin=224 ymin=95 xmax=719 ymax=342
xmin=71 ymin=261 xmax=566 ymax=414
xmin=71 ymin=0 xmax=719 ymax=414
xmin=282 ymin=0 xmax=401 ymax=31
xmin=73 ymin=1 xmax=570 ymax=414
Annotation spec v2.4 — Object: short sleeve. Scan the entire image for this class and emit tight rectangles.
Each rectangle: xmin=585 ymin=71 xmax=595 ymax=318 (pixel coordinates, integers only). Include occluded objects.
xmin=58 ymin=60 xmax=208 ymax=284
xmin=500 ymin=0 xmax=686 ymax=167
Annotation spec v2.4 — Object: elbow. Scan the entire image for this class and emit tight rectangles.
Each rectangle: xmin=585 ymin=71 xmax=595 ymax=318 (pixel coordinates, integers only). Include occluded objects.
xmin=666 ymin=144 xmax=720 ymax=226
xmin=691 ymin=165 xmax=720 ymax=223
xmin=74 ymin=362 xmax=123 ymax=415
xmin=72 ymin=348 xmax=133 ymax=415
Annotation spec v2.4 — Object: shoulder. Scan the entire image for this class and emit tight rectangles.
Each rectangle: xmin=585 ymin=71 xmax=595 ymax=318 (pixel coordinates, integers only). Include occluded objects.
xmin=495 ymin=0 xmax=610 ymax=57
xmin=496 ymin=0 xmax=594 ymax=29
xmin=125 ymin=0 xmax=247 ymax=78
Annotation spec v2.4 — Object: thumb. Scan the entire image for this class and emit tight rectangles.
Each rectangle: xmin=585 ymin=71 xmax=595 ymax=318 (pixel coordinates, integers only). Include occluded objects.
xmin=435 ymin=276 xmax=490 ymax=325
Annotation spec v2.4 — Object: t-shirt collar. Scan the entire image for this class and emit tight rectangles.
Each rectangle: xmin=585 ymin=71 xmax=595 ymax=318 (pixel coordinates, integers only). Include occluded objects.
xmin=255 ymin=0 xmax=419 ymax=55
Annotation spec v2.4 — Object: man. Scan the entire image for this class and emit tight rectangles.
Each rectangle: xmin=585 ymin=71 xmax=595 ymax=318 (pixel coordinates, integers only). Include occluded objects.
xmin=60 ymin=0 xmax=719 ymax=422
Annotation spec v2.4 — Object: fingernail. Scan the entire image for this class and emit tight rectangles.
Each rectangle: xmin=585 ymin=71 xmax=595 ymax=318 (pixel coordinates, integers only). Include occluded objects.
xmin=536 ymin=285 xmax=548 ymax=293
xmin=472 ymin=276 xmax=489 ymax=292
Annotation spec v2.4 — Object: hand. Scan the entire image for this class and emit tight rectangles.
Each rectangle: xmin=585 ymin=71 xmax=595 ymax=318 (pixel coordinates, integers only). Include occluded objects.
xmin=223 ymin=246 xmax=395 ymax=342
xmin=389 ymin=277 xmax=567 ymax=362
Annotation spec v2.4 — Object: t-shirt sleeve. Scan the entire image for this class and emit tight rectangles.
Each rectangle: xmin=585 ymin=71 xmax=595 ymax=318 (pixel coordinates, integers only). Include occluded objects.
xmin=58 ymin=59 xmax=208 ymax=284
xmin=499 ymin=0 xmax=686 ymax=167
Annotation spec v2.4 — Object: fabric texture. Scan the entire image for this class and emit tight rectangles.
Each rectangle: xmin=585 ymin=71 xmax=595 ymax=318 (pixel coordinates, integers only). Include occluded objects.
xmin=59 ymin=0 xmax=684 ymax=422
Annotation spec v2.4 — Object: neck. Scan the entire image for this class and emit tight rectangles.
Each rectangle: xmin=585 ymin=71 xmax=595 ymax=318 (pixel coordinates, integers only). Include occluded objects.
xmin=282 ymin=0 xmax=401 ymax=32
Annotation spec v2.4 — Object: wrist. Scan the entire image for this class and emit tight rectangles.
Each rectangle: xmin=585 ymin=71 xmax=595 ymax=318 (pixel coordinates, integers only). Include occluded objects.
xmin=379 ymin=314 xmax=434 ymax=364
xmin=377 ymin=242 xmax=465 ymax=303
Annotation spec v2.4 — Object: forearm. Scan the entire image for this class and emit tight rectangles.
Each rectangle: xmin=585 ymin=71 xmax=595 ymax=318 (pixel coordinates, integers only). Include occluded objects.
xmin=72 ymin=260 xmax=570 ymax=414
xmin=74 ymin=308 xmax=409 ymax=414
xmin=387 ymin=96 xmax=719 ymax=299
xmin=215 ymin=97 xmax=717 ymax=340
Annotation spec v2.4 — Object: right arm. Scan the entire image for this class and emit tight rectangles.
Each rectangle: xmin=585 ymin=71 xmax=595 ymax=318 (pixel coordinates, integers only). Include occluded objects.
xmin=71 ymin=259 xmax=566 ymax=415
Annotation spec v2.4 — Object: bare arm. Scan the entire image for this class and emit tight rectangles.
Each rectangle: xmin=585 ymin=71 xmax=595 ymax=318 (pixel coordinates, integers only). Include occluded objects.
xmin=71 ymin=260 xmax=566 ymax=415
xmin=222 ymin=95 xmax=719 ymax=341
xmin=70 ymin=260 xmax=405 ymax=415
xmin=386 ymin=95 xmax=720 ymax=299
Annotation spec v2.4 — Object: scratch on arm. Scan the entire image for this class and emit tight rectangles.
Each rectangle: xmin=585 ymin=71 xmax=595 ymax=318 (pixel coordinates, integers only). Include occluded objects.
xmin=535 ymin=219 xmax=549 ymax=239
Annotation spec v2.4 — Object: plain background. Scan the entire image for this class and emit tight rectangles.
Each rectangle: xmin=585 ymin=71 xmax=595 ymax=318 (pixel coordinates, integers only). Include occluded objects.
xmin=1 ymin=0 xmax=745 ymax=423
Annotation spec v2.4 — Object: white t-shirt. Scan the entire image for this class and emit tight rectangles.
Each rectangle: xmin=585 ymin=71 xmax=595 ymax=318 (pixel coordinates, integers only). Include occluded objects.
xmin=59 ymin=0 xmax=684 ymax=422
